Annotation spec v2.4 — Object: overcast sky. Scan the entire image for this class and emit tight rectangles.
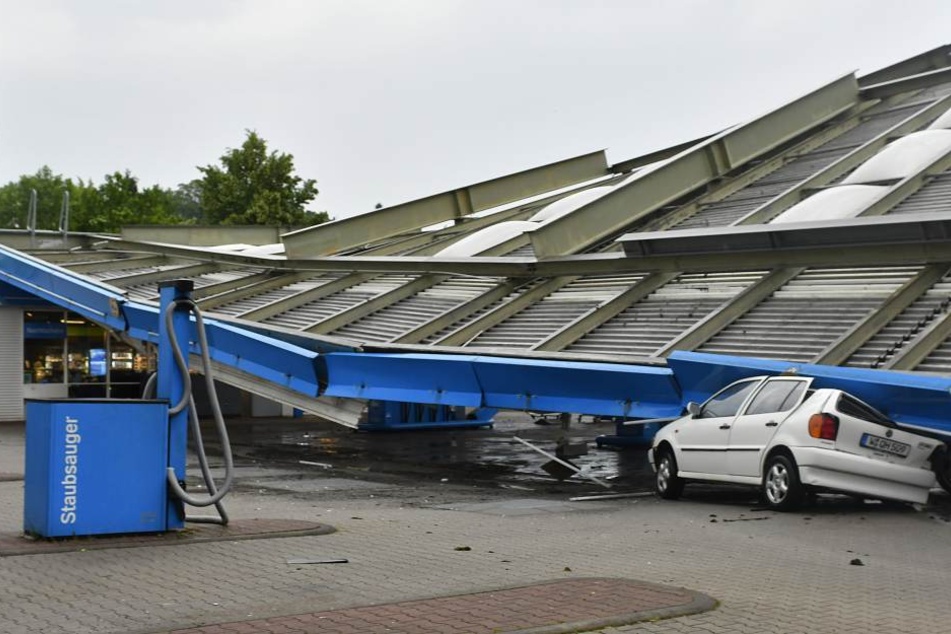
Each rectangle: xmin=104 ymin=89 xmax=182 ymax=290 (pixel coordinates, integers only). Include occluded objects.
xmin=1 ymin=1 xmax=949 ymax=220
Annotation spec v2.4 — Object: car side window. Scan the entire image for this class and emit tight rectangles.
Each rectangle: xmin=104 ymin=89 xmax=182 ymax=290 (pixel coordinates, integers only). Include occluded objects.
xmin=744 ymin=380 xmax=807 ymax=416
xmin=699 ymin=380 xmax=760 ymax=419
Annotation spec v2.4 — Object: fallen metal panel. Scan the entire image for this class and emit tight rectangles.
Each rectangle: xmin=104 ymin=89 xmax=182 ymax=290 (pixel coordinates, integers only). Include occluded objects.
xmin=667 ymin=350 xmax=951 ymax=436
xmin=205 ymin=360 xmax=363 ymax=427
xmin=321 ymin=352 xmax=683 ymax=418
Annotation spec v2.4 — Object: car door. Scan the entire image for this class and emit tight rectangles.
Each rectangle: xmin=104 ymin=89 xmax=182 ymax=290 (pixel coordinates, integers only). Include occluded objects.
xmin=676 ymin=378 xmax=763 ymax=476
xmin=727 ymin=377 xmax=811 ymax=478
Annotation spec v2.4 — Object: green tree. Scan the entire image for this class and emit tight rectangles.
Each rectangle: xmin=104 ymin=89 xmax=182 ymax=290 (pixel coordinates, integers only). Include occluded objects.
xmin=197 ymin=131 xmax=328 ymax=226
xmin=0 ymin=166 xmax=72 ymax=230
xmin=170 ymin=179 xmax=203 ymax=223
xmin=70 ymin=171 xmax=180 ymax=233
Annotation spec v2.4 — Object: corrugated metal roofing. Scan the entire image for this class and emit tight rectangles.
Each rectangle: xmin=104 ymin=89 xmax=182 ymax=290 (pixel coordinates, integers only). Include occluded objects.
xmin=264 ymin=274 xmax=416 ymax=331
xmin=699 ymin=267 xmax=920 ymax=362
xmin=917 ymin=334 xmax=951 ymax=373
xmin=211 ymin=273 xmax=345 ymax=317
xmin=847 ymin=270 xmax=951 ymax=368
xmin=567 ymin=271 xmax=764 ymax=356
xmin=331 ymin=276 xmax=501 ymax=342
xmin=465 ymin=275 xmax=643 ymax=349
xmin=887 ymin=168 xmax=951 ymax=215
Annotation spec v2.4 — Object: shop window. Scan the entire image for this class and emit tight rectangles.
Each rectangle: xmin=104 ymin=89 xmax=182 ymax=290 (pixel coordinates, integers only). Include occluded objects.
xmin=24 ymin=311 xmax=66 ymax=384
xmin=65 ymin=313 xmax=108 ymax=386
xmin=23 ymin=311 xmax=156 ymax=395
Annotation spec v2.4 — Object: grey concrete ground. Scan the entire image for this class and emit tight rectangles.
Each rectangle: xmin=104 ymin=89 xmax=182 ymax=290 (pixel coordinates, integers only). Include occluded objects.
xmin=1 ymin=419 xmax=950 ymax=633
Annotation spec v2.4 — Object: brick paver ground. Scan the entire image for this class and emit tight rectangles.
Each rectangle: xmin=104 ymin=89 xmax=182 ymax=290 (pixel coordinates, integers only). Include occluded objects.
xmin=2 ymin=420 xmax=950 ymax=634
xmin=0 ymin=518 xmax=335 ymax=556
xmin=165 ymin=578 xmax=715 ymax=634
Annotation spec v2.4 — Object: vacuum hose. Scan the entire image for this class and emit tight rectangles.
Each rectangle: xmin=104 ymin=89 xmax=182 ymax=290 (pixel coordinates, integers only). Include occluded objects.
xmin=144 ymin=297 xmax=234 ymax=524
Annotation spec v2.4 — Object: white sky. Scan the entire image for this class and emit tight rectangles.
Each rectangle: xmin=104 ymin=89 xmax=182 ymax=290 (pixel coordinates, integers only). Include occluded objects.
xmin=1 ymin=0 xmax=949 ymax=220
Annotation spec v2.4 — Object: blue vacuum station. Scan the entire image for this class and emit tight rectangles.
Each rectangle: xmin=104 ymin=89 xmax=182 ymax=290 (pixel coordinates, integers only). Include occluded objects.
xmin=23 ymin=280 xmax=234 ymax=538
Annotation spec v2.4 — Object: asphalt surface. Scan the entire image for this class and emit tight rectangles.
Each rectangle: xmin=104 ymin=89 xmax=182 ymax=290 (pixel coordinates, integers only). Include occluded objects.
xmin=2 ymin=415 xmax=951 ymax=633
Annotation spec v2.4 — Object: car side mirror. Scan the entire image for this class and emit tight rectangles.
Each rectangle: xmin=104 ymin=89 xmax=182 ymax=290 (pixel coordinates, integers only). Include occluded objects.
xmin=686 ymin=402 xmax=701 ymax=418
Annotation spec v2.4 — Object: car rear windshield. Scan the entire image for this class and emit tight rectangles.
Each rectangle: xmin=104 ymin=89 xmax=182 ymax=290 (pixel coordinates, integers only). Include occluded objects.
xmin=836 ymin=394 xmax=894 ymax=427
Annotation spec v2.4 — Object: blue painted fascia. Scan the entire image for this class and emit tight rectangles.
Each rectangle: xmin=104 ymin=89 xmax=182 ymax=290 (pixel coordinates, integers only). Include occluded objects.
xmin=322 ymin=352 xmax=684 ymax=418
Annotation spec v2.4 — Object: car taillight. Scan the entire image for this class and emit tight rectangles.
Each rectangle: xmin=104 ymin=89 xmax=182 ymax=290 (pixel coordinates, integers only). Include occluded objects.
xmin=808 ymin=413 xmax=839 ymax=440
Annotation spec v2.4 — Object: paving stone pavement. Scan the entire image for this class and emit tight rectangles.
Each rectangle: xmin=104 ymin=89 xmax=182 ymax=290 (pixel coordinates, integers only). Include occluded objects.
xmin=1 ymin=421 xmax=950 ymax=633
xmin=163 ymin=578 xmax=715 ymax=634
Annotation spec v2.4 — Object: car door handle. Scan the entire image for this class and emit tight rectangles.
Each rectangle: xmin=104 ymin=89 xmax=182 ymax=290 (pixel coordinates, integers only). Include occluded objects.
xmin=765 ymin=421 xmax=778 ymax=427
xmin=719 ymin=424 xmax=731 ymax=430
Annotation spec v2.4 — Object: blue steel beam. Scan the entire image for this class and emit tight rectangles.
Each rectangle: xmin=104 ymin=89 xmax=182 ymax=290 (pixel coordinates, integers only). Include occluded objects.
xmin=321 ymin=353 xmax=484 ymax=406
xmin=667 ymin=351 xmax=951 ymax=437
xmin=122 ymin=303 xmax=323 ymax=396
xmin=0 ymin=244 xmax=127 ymax=330
xmin=322 ymin=352 xmax=684 ymax=419
xmin=0 ymin=243 xmax=323 ymax=398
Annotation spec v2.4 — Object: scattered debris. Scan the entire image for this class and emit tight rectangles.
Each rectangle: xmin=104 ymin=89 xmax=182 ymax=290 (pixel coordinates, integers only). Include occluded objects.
xmin=299 ymin=460 xmax=332 ymax=469
xmin=500 ymin=483 xmax=535 ymax=491
xmin=529 ymin=412 xmax=562 ymax=425
xmin=454 ymin=546 xmax=472 ymax=551
xmin=512 ymin=436 xmax=610 ymax=489
xmin=569 ymin=492 xmax=652 ymax=502
xmin=286 ymin=558 xmax=349 ymax=565
xmin=541 ymin=458 xmax=578 ymax=481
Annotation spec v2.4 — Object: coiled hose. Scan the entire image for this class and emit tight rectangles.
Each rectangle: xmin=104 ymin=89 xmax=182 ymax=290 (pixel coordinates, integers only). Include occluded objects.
xmin=143 ymin=297 xmax=234 ymax=524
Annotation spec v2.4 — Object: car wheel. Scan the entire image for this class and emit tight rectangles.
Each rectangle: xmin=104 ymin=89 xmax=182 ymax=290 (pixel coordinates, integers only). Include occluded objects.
xmin=938 ymin=472 xmax=951 ymax=495
xmin=934 ymin=447 xmax=951 ymax=494
xmin=762 ymin=454 xmax=804 ymax=511
xmin=655 ymin=448 xmax=684 ymax=500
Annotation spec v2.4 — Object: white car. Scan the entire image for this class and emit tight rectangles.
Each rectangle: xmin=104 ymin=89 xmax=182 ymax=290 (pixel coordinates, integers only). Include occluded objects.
xmin=647 ymin=375 xmax=945 ymax=510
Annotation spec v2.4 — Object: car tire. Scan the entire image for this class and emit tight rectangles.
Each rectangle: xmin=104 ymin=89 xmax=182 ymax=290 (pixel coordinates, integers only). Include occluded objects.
xmin=655 ymin=448 xmax=684 ymax=500
xmin=762 ymin=454 xmax=804 ymax=511
xmin=934 ymin=447 xmax=951 ymax=494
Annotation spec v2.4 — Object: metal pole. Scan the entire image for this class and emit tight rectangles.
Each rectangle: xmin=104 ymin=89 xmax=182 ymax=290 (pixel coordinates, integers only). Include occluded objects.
xmin=28 ymin=189 xmax=37 ymax=243
xmin=157 ymin=280 xmax=194 ymax=531
xmin=59 ymin=190 xmax=70 ymax=238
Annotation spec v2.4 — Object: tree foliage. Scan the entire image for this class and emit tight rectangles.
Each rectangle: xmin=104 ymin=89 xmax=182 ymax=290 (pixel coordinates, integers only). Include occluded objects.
xmin=170 ymin=180 xmax=203 ymax=223
xmin=0 ymin=131 xmax=330 ymax=232
xmin=197 ymin=131 xmax=328 ymax=226
xmin=71 ymin=171 xmax=183 ymax=232
xmin=0 ymin=166 xmax=72 ymax=230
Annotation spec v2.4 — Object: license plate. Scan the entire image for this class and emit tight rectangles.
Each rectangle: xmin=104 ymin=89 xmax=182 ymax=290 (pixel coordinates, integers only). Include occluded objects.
xmin=860 ymin=433 xmax=910 ymax=457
